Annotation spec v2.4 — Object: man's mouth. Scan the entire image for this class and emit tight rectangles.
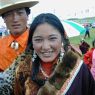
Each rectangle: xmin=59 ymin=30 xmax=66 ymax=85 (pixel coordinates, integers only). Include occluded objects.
xmin=12 ymin=24 xmax=20 ymax=28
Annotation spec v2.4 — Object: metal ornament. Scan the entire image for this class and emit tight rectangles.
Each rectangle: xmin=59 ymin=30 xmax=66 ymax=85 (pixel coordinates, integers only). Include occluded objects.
xmin=32 ymin=50 xmax=37 ymax=62
xmin=11 ymin=41 xmax=19 ymax=50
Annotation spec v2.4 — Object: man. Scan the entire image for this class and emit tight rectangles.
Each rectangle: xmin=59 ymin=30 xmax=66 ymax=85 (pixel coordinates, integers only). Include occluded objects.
xmin=0 ymin=0 xmax=39 ymax=71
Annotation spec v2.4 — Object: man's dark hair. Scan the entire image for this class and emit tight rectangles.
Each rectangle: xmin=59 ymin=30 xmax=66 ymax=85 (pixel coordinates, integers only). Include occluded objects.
xmin=25 ymin=7 xmax=31 ymax=16
xmin=1 ymin=7 xmax=31 ymax=18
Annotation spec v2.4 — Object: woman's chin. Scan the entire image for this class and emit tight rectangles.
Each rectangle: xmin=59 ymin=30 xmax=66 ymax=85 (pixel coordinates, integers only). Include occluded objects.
xmin=41 ymin=57 xmax=56 ymax=63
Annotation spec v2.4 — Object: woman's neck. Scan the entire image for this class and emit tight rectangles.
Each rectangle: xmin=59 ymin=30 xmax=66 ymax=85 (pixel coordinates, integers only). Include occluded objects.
xmin=40 ymin=59 xmax=58 ymax=76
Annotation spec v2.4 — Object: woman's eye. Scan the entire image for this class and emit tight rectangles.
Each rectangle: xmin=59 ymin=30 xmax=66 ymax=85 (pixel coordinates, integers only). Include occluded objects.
xmin=34 ymin=39 xmax=42 ymax=43
xmin=49 ymin=37 xmax=57 ymax=41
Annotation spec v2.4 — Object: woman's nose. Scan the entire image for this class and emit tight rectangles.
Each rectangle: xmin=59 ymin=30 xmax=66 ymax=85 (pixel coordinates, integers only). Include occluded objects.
xmin=42 ymin=40 xmax=50 ymax=50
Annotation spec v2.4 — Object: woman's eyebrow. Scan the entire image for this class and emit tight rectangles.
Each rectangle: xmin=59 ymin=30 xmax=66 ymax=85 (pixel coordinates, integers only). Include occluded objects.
xmin=49 ymin=34 xmax=59 ymax=37
xmin=33 ymin=36 xmax=42 ymax=39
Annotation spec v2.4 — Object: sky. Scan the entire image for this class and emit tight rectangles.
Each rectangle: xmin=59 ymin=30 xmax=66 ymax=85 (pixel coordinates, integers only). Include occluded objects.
xmin=1 ymin=0 xmax=95 ymax=26
xmin=29 ymin=0 xmax=95 ymax=20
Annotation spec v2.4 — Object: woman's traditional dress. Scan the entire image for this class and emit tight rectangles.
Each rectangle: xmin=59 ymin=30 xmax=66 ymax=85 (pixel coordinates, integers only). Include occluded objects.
xmin=0 ymin=50 xmax=94 ymax=95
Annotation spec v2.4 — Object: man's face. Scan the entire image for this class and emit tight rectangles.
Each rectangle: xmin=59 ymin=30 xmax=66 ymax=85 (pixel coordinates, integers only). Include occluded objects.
xmin=3 ymin=8 xmax=28 ymax=36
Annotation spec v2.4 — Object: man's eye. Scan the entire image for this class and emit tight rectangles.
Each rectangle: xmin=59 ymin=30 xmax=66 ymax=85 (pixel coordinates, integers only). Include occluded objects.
xmin=4 ymin=13 xmax=12 ymax=17
xmin=17 ymin=12 xmax=24 ymax=15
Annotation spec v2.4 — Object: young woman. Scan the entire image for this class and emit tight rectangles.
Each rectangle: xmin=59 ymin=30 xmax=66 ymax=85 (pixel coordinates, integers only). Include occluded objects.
xmin=0 ymin=13 xmax=94 ymax=95
xmin=14 ymin=13 xmax=95 ymax=95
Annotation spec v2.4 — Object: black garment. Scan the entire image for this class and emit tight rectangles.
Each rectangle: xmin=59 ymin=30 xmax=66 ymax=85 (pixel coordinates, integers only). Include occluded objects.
xmin=79 ymin=41 xmax=90 ymax=54
xmin=66 ymin=63 xmax=95 ymax=95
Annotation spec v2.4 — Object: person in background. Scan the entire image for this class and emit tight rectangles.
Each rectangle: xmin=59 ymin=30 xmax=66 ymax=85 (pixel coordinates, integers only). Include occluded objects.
xmin=0 ymin=0 xmax=38 ymax=71
xmin=12 ymin=13 xmax=94 ymax=95
xmin=91 ymin=42 xmax=95 ymax=80
xmin=0 ymin=26 xmax=8 ymax=38
xmin=79 ymin=39 xmax=90 ymax=55
xmin=84 ymin=39 xmax=95 ymax=69
xmin=84 ymin=24 xmax=90 ymax=39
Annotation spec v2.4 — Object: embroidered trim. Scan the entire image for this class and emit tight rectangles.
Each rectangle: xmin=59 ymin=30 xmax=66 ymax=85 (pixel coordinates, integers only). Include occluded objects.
xmin=57 ymin=60 xmax=83 ymax=95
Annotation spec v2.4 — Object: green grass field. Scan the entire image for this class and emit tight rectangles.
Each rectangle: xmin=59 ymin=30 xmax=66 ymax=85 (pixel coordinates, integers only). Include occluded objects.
xmin=69 ymin=28 xmax=95 ymax=48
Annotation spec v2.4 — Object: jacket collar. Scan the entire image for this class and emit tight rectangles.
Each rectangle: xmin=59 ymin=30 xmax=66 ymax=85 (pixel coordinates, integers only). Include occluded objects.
xmin=7 ymin=29 xmax=29 ymax=48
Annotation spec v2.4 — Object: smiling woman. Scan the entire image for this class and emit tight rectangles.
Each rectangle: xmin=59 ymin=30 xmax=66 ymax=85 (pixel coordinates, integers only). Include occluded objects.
xmin=32 ymin=23 xmax=62 ymax=63
xmin=0 ymin=12 xmax=94 ymax=95
xmin=12 ymin=13 xmax=95 ymax=95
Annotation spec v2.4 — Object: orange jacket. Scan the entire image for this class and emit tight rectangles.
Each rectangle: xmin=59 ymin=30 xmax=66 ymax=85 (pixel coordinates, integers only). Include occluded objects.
xmin=0 ymin=29 xmax=29 ymax=71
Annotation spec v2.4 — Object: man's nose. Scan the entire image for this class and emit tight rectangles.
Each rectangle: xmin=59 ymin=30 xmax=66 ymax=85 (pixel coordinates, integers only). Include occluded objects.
xmin=13 ymin=12 xmax=19 ymax=21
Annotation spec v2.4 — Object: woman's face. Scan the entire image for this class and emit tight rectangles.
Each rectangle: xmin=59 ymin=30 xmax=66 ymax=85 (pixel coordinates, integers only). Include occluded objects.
xmin=32 ymin=23 xmax=62 ymax=63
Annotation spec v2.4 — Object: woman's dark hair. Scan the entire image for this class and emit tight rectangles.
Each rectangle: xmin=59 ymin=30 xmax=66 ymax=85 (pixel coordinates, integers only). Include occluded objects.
xmin=26 ymin=13 xmax=70 ymax=86
xmin=27 ymin=13 xmax=67 ymax=49
xmin=27 ymin=13 xmax=70 ymax=52
xmin=1 ymin=7 xmax=31 ymax=18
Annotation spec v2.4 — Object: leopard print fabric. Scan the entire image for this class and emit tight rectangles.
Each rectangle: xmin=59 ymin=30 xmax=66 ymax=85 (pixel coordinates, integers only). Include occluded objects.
xmin=0 ymin=49 xmax=32 ymax=95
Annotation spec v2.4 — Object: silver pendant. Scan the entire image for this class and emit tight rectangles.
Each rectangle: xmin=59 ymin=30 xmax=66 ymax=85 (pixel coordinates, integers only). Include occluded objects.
xmin=11 ymin=41 xmax=19 ymax=50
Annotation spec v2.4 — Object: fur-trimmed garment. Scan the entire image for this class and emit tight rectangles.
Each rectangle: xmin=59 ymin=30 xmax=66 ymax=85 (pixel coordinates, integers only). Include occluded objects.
xmin=0 ymin=49 xmax=32 ymax=95
xmin=0 ymin=50 xmax=94 ymax=95
xmin=37 ymin=51 xmax=95 ymax=95
xmin=14 ymin=50 xmax=95 ymax=95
